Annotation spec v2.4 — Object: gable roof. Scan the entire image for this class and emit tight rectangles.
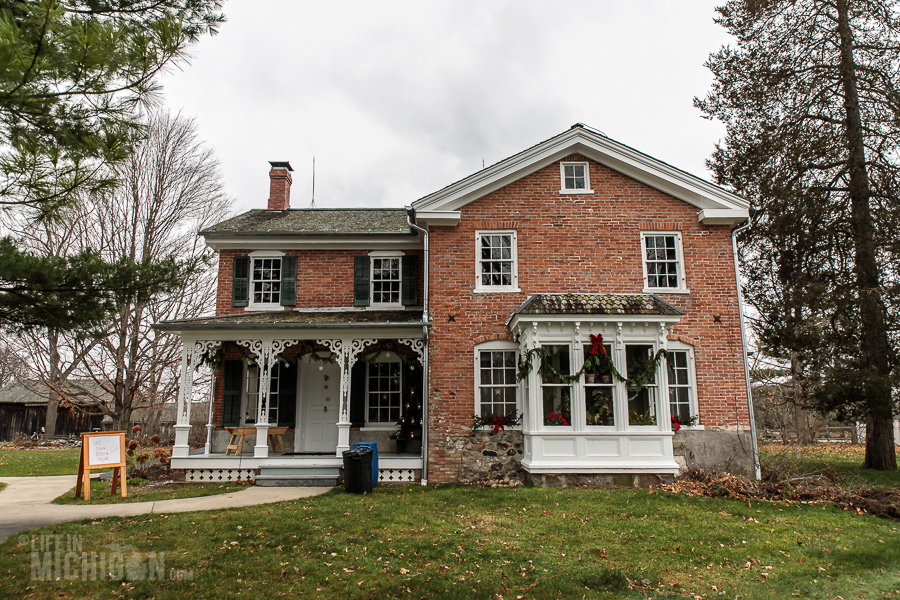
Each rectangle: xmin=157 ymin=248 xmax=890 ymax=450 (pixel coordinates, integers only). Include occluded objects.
xmin=412 ymin=124 xmax=749 ymax=227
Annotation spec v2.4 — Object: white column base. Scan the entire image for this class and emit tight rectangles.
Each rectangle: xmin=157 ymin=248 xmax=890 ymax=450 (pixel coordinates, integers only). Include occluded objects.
xmin=173 ymin=424 xmax=192 ymax=458
xmin=335 ymin=422 xmax=351 ymax=457
xmin=204 ymin=423 xmax=214 ymax=455
xmin=254 ymin=423 xmax=270 ymax=458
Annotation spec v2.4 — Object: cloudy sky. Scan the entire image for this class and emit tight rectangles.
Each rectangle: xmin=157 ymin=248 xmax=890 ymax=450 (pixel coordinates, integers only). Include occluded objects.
xmin=161 ymin=1 xmax=734 ymax=214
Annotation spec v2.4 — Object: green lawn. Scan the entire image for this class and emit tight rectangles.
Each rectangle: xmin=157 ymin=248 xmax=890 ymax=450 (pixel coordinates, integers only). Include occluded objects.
xmin=759 ymin=443 xmax=900 ymax=489
xmin=3 ymin=485 xmax=899 ymax=599
xmin=52 ymin=480 xmax=247 ymax=505
xmin=0 ymin=447 xmax=82 ymax=476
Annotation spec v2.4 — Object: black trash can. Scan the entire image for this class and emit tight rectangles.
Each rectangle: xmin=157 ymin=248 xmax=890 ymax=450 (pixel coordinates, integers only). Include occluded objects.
xmin=342 ymin=447 xmax=373 ymax=494
xmin=352 ymin=442 xmax=378 ymax=488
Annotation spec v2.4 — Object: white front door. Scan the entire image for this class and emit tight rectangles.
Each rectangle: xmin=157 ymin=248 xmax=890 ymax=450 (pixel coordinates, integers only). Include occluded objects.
xmin=298 ymin=357 xmax=341 ymax=452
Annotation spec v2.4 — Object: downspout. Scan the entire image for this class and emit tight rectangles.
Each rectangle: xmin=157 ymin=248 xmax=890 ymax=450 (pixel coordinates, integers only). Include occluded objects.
xmin=406 ymin=206 xmax=430 ymax=485
xmin=732 ymin=214 xmax=761 ymax=480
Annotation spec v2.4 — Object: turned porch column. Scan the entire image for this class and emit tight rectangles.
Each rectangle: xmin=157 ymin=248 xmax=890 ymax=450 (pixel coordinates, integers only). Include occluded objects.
xmin=236 ymin=338 xmax=299 ymax=458
xmin=317 ymin=338 xmax=377 ymax=456
xmin=173 ymin=339 xmax=221 ymax=458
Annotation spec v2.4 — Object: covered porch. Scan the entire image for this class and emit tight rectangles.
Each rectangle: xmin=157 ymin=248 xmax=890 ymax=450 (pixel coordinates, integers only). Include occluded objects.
xmin=155 ymin=311 xmax=428 ymax=483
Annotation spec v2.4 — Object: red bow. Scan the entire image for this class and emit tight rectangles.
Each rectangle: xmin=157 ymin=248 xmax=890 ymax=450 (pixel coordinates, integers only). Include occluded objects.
xmin=589 ymin=333 xmax=606 ymax=356
xmin=492 ymin=416 xmax=505 ymax=434
xmin=671 ymin=416 xmax=681 ymax=431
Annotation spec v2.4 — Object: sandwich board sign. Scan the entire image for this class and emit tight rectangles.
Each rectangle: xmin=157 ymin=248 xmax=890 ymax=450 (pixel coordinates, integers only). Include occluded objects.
xmin=76 ymin=431 xmax=127 ymax=500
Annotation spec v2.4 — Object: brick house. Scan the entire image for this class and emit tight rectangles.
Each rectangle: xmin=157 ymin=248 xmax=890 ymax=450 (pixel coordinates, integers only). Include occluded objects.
xmin=156 ymin=124 xmax=757 ymax=486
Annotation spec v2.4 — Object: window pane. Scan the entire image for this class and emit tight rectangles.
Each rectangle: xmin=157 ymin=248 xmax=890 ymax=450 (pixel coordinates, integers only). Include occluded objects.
xmin=586 ymin=387 xmax=614 ymax=426
xmin=628 ymin=388 xmax=656 ymax=425
xmin=540 ymin=345 xmax=570 ymax=383
xmin=542 ymin=387 xmax=571 ymax=426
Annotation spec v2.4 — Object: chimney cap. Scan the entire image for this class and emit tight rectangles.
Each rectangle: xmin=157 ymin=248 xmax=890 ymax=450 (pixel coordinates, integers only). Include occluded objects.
xmin=269 ymin=160 xmax=293 ymax=171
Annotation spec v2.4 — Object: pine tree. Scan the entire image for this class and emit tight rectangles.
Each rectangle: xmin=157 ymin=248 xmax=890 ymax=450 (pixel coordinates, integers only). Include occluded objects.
xmin=697 ymin=0 xmax=899 ymax=470
xmin=0 ymin=0 xmax=224 ymax=331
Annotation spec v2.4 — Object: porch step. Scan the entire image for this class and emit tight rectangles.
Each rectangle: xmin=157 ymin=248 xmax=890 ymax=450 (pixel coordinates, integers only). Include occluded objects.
xmin=255 ymin=464 xmax=341 ymax=487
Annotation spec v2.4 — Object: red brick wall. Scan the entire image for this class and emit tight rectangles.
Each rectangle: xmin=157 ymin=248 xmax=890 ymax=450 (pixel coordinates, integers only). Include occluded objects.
xmin=425 ymin=155 xmax=750 ymax=483
xmin=215 ymin=249 xmax=425 ymax=315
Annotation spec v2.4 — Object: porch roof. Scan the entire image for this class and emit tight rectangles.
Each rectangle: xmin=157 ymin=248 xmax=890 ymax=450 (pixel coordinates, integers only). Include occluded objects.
xmin=511 ymin=294 xmax=683 ymax=317
xmin=154 ymin=309 xmax=427 ymax=332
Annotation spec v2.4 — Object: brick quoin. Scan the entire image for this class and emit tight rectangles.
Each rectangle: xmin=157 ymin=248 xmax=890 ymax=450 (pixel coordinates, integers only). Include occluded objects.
xmin=424 ymin=156 xmax=750 ymax=483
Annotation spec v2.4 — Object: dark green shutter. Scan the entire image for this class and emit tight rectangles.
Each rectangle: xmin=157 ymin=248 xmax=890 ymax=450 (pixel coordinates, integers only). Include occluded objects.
xmin=232 ymin=257 xmax=250 ymax=307
xmin=349 ymin=361 xmax=367 ymax=427
xmin=280 ymin=255 xmax=297 ymax=306
xmin=354 ymin=256 xmax=370 ymax=307
xmin=277 ymin=362 xmax=297 ymax=426
xmin=401 ymin=255 xmax=418 ymax=306
xmin=222 ymin=360 xmax=243 ymax=427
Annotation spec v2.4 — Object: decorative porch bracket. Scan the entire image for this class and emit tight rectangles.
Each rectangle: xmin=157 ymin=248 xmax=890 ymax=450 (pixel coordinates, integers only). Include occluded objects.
xmin=397 ymin=338 xmax=425 ymax=363
xmin=236 ymin=338 xmax=300 ymax=458
xmin=173 ymin=340 xmax=221 ymax=458
xmin=317 ymin=338 xmax=377 ymax=456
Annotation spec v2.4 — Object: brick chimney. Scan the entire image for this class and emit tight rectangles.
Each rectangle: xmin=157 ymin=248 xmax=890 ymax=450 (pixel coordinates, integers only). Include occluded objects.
xmin=267 ymin=161 xmax=293 ymax=210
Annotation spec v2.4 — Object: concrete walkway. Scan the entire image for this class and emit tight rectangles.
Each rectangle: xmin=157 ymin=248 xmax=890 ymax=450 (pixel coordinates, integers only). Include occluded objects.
xmin=0 ymin=476 xmax=329 ymax=543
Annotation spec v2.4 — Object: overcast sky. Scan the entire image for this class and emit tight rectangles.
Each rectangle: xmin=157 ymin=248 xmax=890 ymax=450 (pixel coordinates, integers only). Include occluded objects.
xmin=161 ymin=1 xmax=734 ymax=214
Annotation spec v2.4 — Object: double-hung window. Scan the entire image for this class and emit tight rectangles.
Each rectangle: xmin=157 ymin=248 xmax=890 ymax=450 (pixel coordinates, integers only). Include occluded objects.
xmin=559 ymin=161 xmax=592 ymax=194
xmin=641 ymin=232 xmax=688 ymax=293
xmin=625 ymin=344 xmax=659 ymax=426
xmin=232 ymin=251 xmax=297 ymax=309
xmin=541 ymin=345 xmax=572 ymax=426
xmin=367 ymin=359 xmax=402 ymax=424
xmin=252 ymin=258 xmax=281 ymax=305
xmin=475 ymin=342 xmax=519 ymax=421
xmin=667 ymin=343 xmax=698 ymax=426
xmin=371 ymin=256 xmax=401 ymax=305
xmin=583 ymin=341 xmax=614 ymax=426
xmin=354 ymin=252 xmax=418 ymax=308
xmin=242 ymin=363 xmax=280 ymax=424
xmin=475 ymin=230 xmax=518 ymax=292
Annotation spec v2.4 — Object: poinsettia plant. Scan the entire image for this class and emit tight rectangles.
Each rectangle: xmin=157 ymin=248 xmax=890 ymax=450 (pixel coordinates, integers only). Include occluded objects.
xmin=544 ymin=411 xmax=570 ymax=426
xmin=670 ymin=415 xmax=698 ymax=430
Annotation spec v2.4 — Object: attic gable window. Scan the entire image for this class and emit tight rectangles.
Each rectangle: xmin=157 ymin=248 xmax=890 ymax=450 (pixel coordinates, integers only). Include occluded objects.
xmin=560 ymin=161 xmax=592 ymax=194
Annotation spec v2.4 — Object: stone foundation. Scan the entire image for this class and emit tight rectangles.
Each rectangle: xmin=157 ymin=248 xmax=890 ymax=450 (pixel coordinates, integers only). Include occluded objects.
xmin=673 ymin=428 xmax=755 ymax=477
xmin=450 ymin=430 xmax=525 ymax=484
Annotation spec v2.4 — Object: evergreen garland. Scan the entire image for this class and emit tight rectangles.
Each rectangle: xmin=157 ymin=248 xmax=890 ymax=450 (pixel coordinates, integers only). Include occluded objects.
xmin=517 ymin=344 xmax=668 ymax=391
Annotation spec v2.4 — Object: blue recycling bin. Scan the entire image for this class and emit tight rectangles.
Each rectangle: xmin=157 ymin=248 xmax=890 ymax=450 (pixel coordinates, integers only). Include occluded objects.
xmin=352 ymin=442 xmax=378 ymax=488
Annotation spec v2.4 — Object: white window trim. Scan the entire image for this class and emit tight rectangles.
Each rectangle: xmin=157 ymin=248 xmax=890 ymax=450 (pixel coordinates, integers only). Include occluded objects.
xmin=474 ymin=230 xmax=520 ymax=293
xmin=364 ymin=355 xmax=403 ymax=426
xmin=245 ymin=250 xmax=286 ymax=312
xmin=559 ymin=161 xmax=593 ymax=194
xmin=473 ymin=340 xmax=522 ymax=428
xmin=640 ymin=231 xmax=690 ymax=294
xmin=666 ymin=341 xmax=702 ymax=429
xmin=368 ymin=250 xmax=405 ymax=309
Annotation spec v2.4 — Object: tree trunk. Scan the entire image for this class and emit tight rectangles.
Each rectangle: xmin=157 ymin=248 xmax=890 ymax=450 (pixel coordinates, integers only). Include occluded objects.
xmin=44 ymin=331 xmax=61 ymax=436
xmin=790 ymin=350 xmax=813 ymax=444
xmin=836 ymin=0 xmax=897 ymax=471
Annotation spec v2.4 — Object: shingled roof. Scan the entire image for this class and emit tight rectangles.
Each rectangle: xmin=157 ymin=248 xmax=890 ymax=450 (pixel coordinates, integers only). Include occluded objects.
xmin=513 ymin=294 xmax=683 ymax=317
xmin=155 ymin=310 xmax=425 ymax=331
xmin=202 ymin=208 xmax=415 ymax=236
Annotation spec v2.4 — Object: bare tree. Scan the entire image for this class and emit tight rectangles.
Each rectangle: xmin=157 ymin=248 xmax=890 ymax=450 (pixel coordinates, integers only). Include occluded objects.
xmin=1 ymin=111 xmax=231 ymax=431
